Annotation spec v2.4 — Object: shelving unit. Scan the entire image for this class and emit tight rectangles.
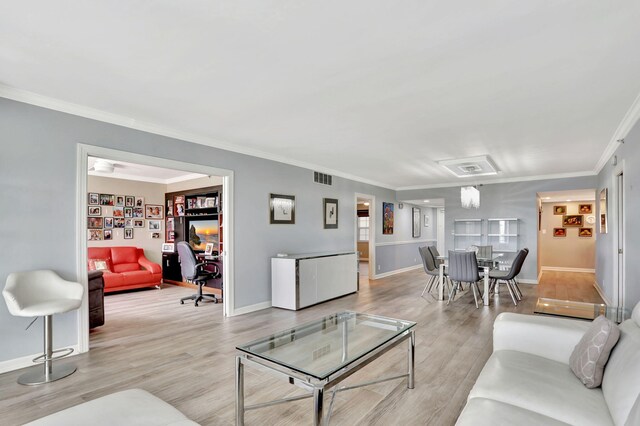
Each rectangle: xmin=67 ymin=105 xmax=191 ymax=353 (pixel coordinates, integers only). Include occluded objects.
xmin=487 ymin=218 xmax=519 ymax=252
xmin=453 ymin=219 xmax=483 ymax=251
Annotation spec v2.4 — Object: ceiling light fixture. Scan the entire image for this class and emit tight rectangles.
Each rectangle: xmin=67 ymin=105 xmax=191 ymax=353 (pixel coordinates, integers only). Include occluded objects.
xmin=438 ymin=155 xmax=499 ymax=178
xmin=423 ymin=200 xmax=430 ymax=203
xmin=363 ymin=202 xmax=370 ymax=206
xmin=92 ymin=160 xmax=115 ymax=173
xmin=461 ymin=186 xmax=480 ymax=209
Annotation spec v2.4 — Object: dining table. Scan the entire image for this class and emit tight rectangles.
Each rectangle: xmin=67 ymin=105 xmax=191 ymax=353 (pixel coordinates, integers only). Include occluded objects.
xmin=435 ymin=253 xmax=504 ymax=306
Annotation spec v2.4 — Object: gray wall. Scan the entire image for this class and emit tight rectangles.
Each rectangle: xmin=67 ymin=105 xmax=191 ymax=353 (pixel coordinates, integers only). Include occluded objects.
xmin=398 ymin=176 xmax=598 ymax=282
xmin=0 ymin=98 xmax=410 ymax=363
xmin=596 ymin=118 xmax=640 ymax=308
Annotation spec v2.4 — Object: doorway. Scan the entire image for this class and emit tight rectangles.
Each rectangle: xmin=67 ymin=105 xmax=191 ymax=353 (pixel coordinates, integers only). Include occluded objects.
xmin=76 ymin=144 xmax=235 ymax=353
xmin=355 ymin=194 xmax=375 ymax=279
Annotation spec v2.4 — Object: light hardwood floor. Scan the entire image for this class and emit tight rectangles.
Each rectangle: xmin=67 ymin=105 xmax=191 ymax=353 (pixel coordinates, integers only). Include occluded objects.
xmin=0 ymin=270 xmax=599 ymax=425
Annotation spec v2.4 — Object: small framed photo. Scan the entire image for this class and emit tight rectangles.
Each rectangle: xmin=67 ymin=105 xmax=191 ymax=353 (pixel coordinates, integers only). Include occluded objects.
xmin=323 ymin=198 xmax=338 ymax=229
xmin=135 ymin=197 xmax=144 ymax=207
xmin=579 ymin=204 xmax=593 ymax=214
xmin=88 ymin=206 xmax=102 ymax=216
xmin=125 ymin=196 xmax=135 ymax=207
xmin=204 ymin=243 xmax=214 ymax=255
xmin=125 ymin=218 xmax=134 ymax=228
xmin=145 ymin=204 xmax=164 ymax=219
xmin=166 ymin=199 xmax=174 ymax=217
xmin=133 ymin=219 xmax=145 ymax=228
xmin=124 ymin=228 xmax=133 ymax=239
xmin=104 ymin=217 xmax=114 ymax=229
xmin=88 ymin=193 xmax=99 ymax=205
xmin=166 ymin=230 xmax=175 ymax=242
xmin=124 ymin=207 xmax=133 ymax=218
xmin=553 ymin=205 xmax=567 ymax=215
xmin=151 ymin=232 xmax=161 ymax=239
xmin=424 ymin=215 xmax=430 ymax=227
xmin=115 ymin=195 xmax=125 ymax=207
xmin=88 ymin=229 xmax=103 ymax=241
xmin=563 ymin=215 xmax=583 ymax=227
xmin=103 ymin=229 xmax=113 ymax=240
xmin=175 ymin=203 xmax=185 ymax=216
xmin=113 ymin=207 xmax=125 ymax=218
xmin=579 ymin=227 xmax=593 ymax=238
xmin=148 ymin=220 xmax=161 ymax=230
xmin=270 ymin=193 xmax=295 ymax=224
xmin=162 ymin=243 xmax=175 ymax=253
xmin=114 ymin=218 xmax=125 ymax=228
xmin=133 ymin=207 xmax=144 ymax=218
xmin=88 ymin=217 xmax=103 ymax=229
xmin=553 ymin=228 xmax=567 ymax=237
xmin=99 ymin=194 xmax=114 ymax=206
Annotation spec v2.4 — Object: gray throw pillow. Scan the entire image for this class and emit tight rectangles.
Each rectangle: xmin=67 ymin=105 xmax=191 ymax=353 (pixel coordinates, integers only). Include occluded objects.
xmin=569 ymin=315 xmax=620 ymax=388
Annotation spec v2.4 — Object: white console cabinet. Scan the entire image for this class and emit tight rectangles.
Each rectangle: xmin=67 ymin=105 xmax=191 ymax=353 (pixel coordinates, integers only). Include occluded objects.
xmin=271 ymin=251 xmax=358 ymax=310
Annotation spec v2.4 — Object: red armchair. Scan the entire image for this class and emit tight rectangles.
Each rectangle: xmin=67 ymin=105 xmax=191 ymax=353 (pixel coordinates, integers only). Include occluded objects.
xmin=87 ymin=247 xmax=162 ymax=293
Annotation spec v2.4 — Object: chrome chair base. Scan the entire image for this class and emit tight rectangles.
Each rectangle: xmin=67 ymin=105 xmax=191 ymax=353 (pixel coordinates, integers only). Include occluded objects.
xmin=18 ymin=363 xmax=76 ymax=386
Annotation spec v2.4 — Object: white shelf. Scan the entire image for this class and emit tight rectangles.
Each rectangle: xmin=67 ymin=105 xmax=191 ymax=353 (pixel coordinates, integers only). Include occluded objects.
xmin=488 ymin=233 xmax=518 ymax=237
xmin=453 ymin=233 xmax=482 ymax=237
xmin=487 ymin=218 xmax=518 ymax=221
xmin=454 ymin=219 xmax=482 ymax=222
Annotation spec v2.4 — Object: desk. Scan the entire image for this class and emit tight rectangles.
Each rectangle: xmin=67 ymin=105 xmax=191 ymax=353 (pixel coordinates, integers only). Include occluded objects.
xmin=436 ymin=254 xmax=503 ymax=306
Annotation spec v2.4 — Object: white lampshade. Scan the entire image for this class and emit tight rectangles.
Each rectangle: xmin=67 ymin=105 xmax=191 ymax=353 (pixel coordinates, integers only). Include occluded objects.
xmin=461 ymin=186 xmax=480 ymax=209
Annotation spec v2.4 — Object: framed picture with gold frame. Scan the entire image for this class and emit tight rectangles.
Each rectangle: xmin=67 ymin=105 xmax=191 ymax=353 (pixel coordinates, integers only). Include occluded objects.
xmin=579 ymin=227 xmax=593 ymax=238
xmin=562 ymin=215 xmax=583 ymax=227
xmin=553 ymin=205 xmax=567 ymax=215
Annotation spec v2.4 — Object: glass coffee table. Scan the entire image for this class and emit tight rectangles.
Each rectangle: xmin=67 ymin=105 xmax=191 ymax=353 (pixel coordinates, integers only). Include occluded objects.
xmin=534 ymin=298 xmax=629 ymax=323
xmin=235 ymin=311 xmax=416 ymax=425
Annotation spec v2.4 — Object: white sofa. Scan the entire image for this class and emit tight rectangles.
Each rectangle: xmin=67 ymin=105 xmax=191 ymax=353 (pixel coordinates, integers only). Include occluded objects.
xmin=25 ymin=389 xmax=199 ymax=426
xmin=457 ymin=302 xmax=640 ymax=426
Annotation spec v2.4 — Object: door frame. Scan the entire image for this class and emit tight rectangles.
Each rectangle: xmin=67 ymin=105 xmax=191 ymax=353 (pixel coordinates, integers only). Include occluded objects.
xmin=611 ymin=160 xmax=625 ymax=310
xmin=76 ymin=144 xmax=235 ymax=353
xmin=354 ymin=193 xmax=376 ymax=279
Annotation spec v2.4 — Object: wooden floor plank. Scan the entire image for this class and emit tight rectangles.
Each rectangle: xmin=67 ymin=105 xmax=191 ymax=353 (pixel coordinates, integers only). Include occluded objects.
xmin=0 ymin=269 xmax=599 ymax=425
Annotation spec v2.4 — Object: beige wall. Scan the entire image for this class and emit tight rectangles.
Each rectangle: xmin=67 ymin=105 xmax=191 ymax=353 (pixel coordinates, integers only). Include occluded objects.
xmin=166 ymin=175 xmax=222 ymax=193
xmin=88 ymin=176 xmax=166 ymax=264
xmin=539 ymin=201 xmax=596 ymax=270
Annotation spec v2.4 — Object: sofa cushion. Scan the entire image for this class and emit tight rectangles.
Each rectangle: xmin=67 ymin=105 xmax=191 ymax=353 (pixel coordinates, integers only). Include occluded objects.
xmin=120 ymin=270 xmax=154 ymax=285
xmin=113 ymin=262 xmax=141 ymax=273
xmin=88 ymin=258 xmax=113 ymax=272
xmin=88 ymin=247 xmax=112 ymax=260
xmin=469 ymin=350 xmax=613 ymax=426
xmin=24 ymin=388 xmax=199 ymax=426
xmin=456 ymin=397 xmax=571 ymax=426
xmin=111 ymin=246 xmax=139 ymax=265
xmin=570 ymin=315 xmax=620 ymax=388
xmin=602 ymin=319 xmax=640 ymax=426
xmin=101 ymin=271 xmax=124 ymax=289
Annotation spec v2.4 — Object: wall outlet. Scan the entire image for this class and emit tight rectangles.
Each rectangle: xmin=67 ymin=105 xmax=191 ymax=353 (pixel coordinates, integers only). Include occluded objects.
xmin=377 ymin=265 xmax=381 ymax=271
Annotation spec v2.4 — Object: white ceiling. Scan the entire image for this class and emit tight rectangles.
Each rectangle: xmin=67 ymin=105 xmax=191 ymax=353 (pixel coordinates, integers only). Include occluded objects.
xmin=538 ymin=189 xmax=596 ymax=203
xmin=404 ymin=198 xmax=446 ymax=208
xmin=88 ymin=157 xmax=207 ymax=184
xmin=2 ymin=2 xmax=640 ymax=189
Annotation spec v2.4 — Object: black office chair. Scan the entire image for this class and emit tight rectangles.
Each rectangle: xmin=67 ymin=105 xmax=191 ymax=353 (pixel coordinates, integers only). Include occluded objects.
xmin=176 ymin=241 xmax=221 ymax=306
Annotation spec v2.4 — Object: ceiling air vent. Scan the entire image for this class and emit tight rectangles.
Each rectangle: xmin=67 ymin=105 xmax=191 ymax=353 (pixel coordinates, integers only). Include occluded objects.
xmin=437 ymin=155 xmax=499 ymax=178
xmin=314 ymin=171 xmax=332 ymax=186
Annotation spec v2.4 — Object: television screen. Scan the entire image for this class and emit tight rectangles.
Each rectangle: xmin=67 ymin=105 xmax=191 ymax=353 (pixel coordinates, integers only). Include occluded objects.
xmin=187 ymin=219 xmax=218 ymax=252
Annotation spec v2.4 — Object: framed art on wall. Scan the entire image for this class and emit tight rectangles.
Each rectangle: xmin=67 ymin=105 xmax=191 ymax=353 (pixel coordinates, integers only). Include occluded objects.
xmin=88 ymin=217 xmax=103 ymax=229
xmin=124 ymin=207 xmax=133 ymax=218
xmin=124 ymin=228 xmax=133 ymax=239
xmin=579 ymin=228 xmax=593 ymax=237
xmin=115 ymin=195 xmax=125 ymax=207
xmin=88 ymin=206 xmax=101 ymax=216
xmin=104 ymin=229 xmax=112 ymax=240
xmin=125 ymin=196 xmax=135 ymax=207
xmin=88 ymin=193 xmax=99 ymax=205
xmin=133 ymin=219 xmax=144 ymax=228
xmin=412 ymin=207 xmax=421 ymax=238
xmin=88 ymin=229 xmax=103 ymax=241
xmin=99 ymin=194 xmax=114 ymax=206
xmin=104 ymin=217 xmax=113 ymax=229
xmin=383 ymin=202 xmax=394 ymax=234
xmin=579 ymin=204 xmax=593 ymax=214
xmin=553 ymin=228 xmax=567 ymax=237
xmin=553 ymin=205 xmax=567 ymax=215
xmin=135 ymin=197 xmax=144 ymax=207
xmin=148 ymin=220 xmax=161 ymax=230
xmin=562 ymin=215 xmax=583 ymax=227
xmin=424 ymin=215 xmax=430 ymax=227
xmin=270 ymin=193 xmax=295 ymax=224
xmin=162 ymin=243 xmax=175 ymax=253
xmin=323 ymin=198 xmax=338 ymax=229
xmin=145 ymin=204 xmax=163 ymax=219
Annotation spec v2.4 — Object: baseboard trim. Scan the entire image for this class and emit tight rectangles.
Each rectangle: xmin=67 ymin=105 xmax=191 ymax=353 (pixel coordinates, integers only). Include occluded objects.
xmin=593 ymin=280 xmax=612 ymax=305
xmin=372 ymin=264 xmax=422 ymax=280
xmin=540 ymin=267 xmax=596 ymax=274
xmin=231 ymin=301 xmax=272 ymax=317
xmin=518 ymin=279 xmax=538 ymax=285
xmin=0 ymin=345 xmax=79 ymax=374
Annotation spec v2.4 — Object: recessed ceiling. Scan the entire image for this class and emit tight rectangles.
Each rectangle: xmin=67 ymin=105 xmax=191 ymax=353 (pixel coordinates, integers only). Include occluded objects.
xmin=538 ymin=189 xmax=596 ymax=203
xmin=404 ymin=198 xmax=445 ymax=208
xmin=88 ymin=156 xmax=208 ymax=184
xmin=2 ymin=2 xmax=640 ymax=189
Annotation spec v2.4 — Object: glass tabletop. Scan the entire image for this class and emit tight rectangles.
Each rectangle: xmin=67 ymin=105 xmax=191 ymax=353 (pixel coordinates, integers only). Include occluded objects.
xmin=236 ymin=311 xmax=416 ymax=380
xmin=534 ymin=298 xmax=630 ymax=323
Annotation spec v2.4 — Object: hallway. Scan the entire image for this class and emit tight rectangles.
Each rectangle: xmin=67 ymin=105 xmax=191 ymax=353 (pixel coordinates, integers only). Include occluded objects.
xmin=537 ymin=271 xmax=604 ymax=304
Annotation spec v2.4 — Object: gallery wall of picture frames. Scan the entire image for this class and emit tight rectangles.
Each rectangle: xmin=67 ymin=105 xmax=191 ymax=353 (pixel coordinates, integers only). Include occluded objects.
xmin=87 ymin=192 xmax=164 ymax=241
xmin=551 ymin=203 xmax=594 ymax=238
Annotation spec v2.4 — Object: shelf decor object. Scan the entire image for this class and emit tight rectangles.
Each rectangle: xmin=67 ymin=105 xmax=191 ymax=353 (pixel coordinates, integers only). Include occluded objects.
xmin=270 ymin=193 xmax=296 ymax=224
xmin=461 ymin=186 xmax=480 ymax=209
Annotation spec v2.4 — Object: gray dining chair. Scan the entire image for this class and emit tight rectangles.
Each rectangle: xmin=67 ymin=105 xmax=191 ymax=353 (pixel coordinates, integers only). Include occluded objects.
xmin=419 ymin=246 xmax=447 ymax=297
xmin=488 ymin=248 xmax=528 ymax=305
xmin=472 ymin=245 xmax=493 ymax=268
xmin=447 ymin=250 xmax=483 ymax=308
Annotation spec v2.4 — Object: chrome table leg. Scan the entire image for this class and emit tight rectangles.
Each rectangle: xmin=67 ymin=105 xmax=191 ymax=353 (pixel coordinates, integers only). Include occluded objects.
xmin=236 ymin=356 xmax=244 ymax=426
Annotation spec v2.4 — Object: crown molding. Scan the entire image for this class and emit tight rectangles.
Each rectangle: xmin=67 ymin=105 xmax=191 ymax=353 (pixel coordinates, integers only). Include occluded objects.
xmin=396 ymin=170 xmax=597 ymax=191
xmin=594 ymin=90 xmax=640 ymax=174
xmin=0 ymin=84 xmax=395 ymax=190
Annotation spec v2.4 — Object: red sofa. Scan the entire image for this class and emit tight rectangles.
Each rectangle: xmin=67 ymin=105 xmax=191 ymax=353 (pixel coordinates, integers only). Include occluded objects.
xmin=88 ymin=247 xmax=162 ymax=293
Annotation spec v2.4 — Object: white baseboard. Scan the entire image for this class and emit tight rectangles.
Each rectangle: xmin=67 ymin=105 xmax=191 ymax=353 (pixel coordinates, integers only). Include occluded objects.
xmin=540 ymin=266 xmax=596 ymax=274
xmin=231 ymin=301 xmax=272 ymax=317
xmin=0 ymin=345 xmax=79 ymax=374
xmin=518 ymin=279 xmax=538 ymax=285
xmin=593 ymin=280 xmax=612 ymax=305
xmin=371 ymin=264 xmax=422 ymax=280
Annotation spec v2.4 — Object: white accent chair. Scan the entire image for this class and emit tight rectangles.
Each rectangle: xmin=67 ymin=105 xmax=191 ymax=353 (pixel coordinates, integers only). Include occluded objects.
xmin=456 ymin=302 xmax=640 ymax=425
xmin=3 ymin=270 xmax=84 ymax=385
